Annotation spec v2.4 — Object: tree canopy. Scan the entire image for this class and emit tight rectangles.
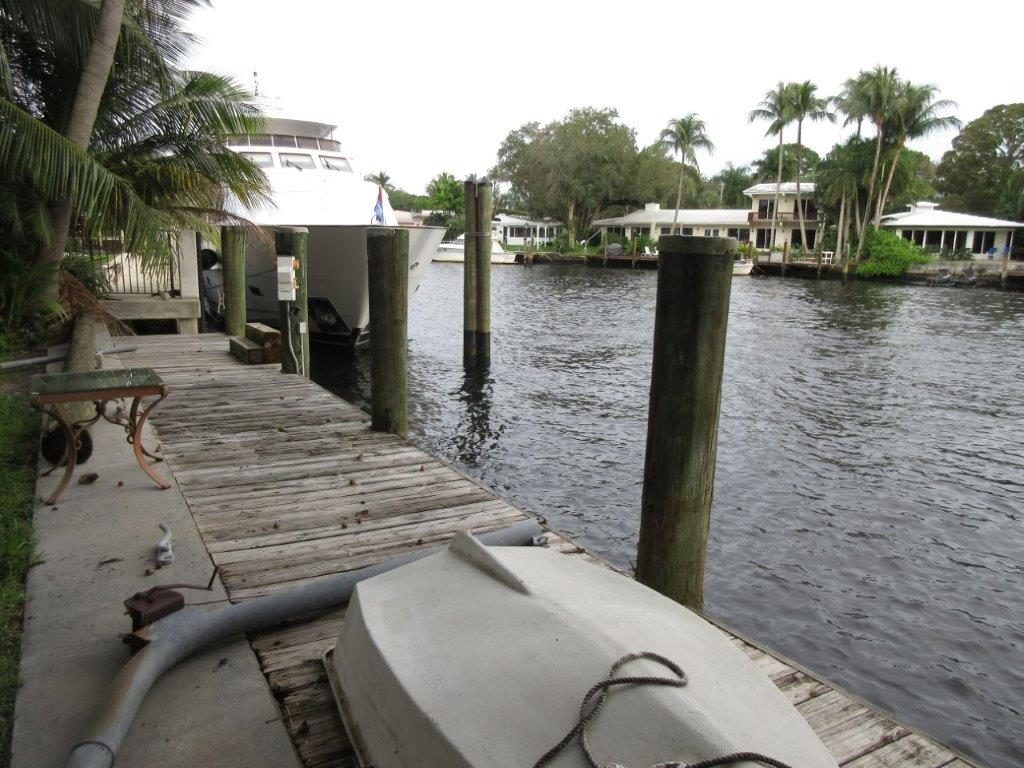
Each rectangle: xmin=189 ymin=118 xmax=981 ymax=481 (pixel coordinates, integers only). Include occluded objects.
xmin=935 ymin=104 xmax=1024 ymax=221
xmin=492 ymin=108 xmax=638 ymax=241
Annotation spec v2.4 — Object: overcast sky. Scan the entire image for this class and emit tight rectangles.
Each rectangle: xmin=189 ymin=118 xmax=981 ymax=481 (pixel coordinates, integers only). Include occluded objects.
xmin=186 ymin=0 xmax=1023 ymax=196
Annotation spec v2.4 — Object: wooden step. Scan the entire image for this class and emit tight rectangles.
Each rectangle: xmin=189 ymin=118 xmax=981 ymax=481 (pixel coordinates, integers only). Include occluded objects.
xmin=245 ymin=322 xmax=281 ymax=348
xmin=229 ymin=335 xmax=264 ymax=364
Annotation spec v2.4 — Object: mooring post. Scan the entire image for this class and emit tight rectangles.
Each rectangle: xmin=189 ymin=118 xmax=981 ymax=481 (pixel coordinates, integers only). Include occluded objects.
xmin=463 ymin=179 xmax=478 ymax=367
xmin=1001 ymin=236 xmax=1012 ymax=288
xmin=475 ymin=179 xmax=493 ymax=366
xmin=781 ymin=240 xmax=789 ymax=278
xmin=277 ymin=227 xmax=309 ymax=376
xmin=221 ymin=225 xmax=246 ymax=338
xmin=367 ymin=227 xmax=408 ymax=438
xmin=636 ymin=235 xmax=735 ymax=610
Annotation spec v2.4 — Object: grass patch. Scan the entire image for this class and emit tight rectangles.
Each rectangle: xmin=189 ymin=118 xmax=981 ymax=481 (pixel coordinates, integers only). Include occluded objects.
xmin=0 ymin=375 xmax=40 ymax=767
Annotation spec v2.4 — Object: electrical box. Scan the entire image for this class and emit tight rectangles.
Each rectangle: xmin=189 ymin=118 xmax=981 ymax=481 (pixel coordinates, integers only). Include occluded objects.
xmin=277 ymin=256 xmax=297 ymax=302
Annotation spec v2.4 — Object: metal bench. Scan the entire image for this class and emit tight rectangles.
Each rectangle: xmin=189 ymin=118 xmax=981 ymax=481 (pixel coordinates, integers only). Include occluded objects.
xmin=30 ymin=368 xmax=171 ymax=504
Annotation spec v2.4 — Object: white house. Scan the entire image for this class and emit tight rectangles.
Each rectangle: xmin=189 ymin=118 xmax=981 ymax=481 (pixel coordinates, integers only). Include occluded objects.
xmin=879 ymin=202 xmax=1020 ymax=259
xmin=592 ymin=203 xmax=750 ymax=242
xmin=494 ymin=213 xmax=566 ymax=247
xmin=592 ymin=182 xmax=822 ymax=249
xmin=742 ymin=182 xmax=821 ymax=250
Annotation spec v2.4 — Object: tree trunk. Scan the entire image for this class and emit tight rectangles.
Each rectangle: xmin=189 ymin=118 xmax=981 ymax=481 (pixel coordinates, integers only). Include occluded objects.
xmin=835 ymin=194 xmax=846 ymax=263
xmin=37 ymin=0 xmax=127 ymax=300
xmin=673 ymin=161 xmax=685 ymax=233
xmin=795 ymin=120 xmax=807 ymax=256
xmin=875 ymin=145 xmax=903 ymax=226
xmin=772 ymin=131 xmax=784 ymax=248
xmin=854 ymin=127 xmax=884 ymax=262
xmin=567 ymin=199 xmax=577 ymax=245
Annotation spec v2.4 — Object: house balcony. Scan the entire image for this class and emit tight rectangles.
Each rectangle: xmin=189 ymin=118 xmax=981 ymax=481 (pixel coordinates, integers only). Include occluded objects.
xmin=748 ymin=211 xmax=822 ymax=226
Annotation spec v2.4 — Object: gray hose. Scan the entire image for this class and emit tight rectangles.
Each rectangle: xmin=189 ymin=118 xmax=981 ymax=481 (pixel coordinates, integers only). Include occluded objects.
xmin=67 ymin=519 xmax=543 ymax=768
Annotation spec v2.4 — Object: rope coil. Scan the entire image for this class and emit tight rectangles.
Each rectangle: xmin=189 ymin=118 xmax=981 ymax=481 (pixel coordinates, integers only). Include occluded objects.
xmin=532 ymin=652 xmax=797 ymax=768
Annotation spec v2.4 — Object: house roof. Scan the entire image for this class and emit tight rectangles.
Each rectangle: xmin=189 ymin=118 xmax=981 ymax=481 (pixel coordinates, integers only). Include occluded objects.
xmin=495 ymin=213 xmax=564 ymax=227
xmin=593 ymin=206 xmax=749 ymax=227
xmin=880 ymin=202 xmax=1023 ymax=229
xmin=742 ymin=182 xmax=816 ymax=196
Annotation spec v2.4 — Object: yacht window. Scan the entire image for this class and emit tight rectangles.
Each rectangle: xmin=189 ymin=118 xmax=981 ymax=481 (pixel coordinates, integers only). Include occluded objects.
xmin=249 ymin=134 xmax=273 ymax=147
xmin=280 ymin=153 xmax=316 ymax=170
xmin=321 ymin=155 xmax=352 ymax=172
xmin=240 ymin=151 xmax=274 ymax=168
xmin=272 ymin=134 xmax=298 ymax=148
xmin=227 ymin=135 xmax=249 ymax=147
xmin=318 ymin=138 xmax=341 ymax=152
xmin=296 ymin=136 xmax=319 ymax=150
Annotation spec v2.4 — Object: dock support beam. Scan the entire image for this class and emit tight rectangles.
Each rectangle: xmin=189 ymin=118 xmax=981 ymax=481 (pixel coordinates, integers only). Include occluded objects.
xmin=475 ymin=179 xmax=493 ymax=366
xmin=463 ymin=180 xmax=478 ymax=368
xmin=277 ymin=227 xmax=309 ymax=377
xmin=367 ymin=228 xmax=408 ymax=438
xmin=636 ymin=235 xmax=735 ymax=611
xmin=221 ymin=226 xmax=246 ymax=338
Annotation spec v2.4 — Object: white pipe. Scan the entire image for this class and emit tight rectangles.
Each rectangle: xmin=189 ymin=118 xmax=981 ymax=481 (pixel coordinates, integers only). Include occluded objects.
xmin=66 ymin=520 xmax=543 ymax=768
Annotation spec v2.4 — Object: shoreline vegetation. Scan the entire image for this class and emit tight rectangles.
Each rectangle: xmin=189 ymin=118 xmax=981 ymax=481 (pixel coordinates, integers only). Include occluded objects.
xmin=0 ymin=343 xmax=41 ymax=768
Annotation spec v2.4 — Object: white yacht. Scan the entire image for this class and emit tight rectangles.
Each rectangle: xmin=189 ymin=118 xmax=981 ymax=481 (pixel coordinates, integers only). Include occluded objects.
xmin=204 ymin=115 xmax=444 ymax=346
xmin=434 ymin=229 xmax=518 ymax=265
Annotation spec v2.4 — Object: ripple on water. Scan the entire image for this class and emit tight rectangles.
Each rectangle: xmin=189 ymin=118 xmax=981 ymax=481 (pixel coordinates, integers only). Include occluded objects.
xmin=312 ymin=264 xmax=1024 ymax=768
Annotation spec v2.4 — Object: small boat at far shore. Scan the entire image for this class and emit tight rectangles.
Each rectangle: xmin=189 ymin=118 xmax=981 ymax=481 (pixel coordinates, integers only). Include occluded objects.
xmin=434 ymin=233 xmax=518 ymax=265
xmin=327 ymin=531 xmax=838 ymax=768
xmin=734 ymin=257 xmax=755 ymax=276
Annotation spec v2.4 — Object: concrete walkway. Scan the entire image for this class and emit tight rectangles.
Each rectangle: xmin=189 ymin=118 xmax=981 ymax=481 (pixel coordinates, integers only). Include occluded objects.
xmin=10 ymin=336 xmax=300 ymax=768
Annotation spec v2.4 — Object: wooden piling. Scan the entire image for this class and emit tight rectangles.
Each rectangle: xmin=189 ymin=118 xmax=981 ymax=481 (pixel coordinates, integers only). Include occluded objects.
xmin=463 ymin=180 xmax=478 ymax=367
xmin=221 ymin=226 xmax=246 ymax=338
xmin=636 ymin=235 xmax=735 ymax=610
xmin=366 ymin=228 xmax=408 ymax=438
xmin=276 ymin=227 xmax=309 ymax=377
xmin=781 ymin=241 xmax=789 ymax=278
xmin=475 ymin=179 xmax=493 ymax=366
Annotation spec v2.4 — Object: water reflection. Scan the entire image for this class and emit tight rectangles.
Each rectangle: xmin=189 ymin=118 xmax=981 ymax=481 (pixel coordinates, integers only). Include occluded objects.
xmin=450 ymin=369 xmax=505 ymax=467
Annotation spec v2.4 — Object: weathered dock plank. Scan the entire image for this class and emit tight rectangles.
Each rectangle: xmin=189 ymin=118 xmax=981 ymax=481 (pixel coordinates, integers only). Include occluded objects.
xmin=120 ymin=333 xmax=976 ymax=768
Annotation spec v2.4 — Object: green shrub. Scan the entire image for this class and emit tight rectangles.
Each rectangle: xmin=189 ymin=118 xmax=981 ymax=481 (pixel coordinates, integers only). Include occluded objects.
xmin=856 ymin=229 xmax=931 ymax=277
xmin=550 ymin=232 xmax=576 ymax=253
xmin=0 ymin=251 xmax=64 ymax=332
xmin=62 ymin=254 xmax=112 ymax=296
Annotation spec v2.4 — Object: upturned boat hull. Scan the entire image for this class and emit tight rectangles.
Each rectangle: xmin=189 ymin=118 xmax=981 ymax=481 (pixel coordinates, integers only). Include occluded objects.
xmin=330 ymin=532 xmax=838 ymax=768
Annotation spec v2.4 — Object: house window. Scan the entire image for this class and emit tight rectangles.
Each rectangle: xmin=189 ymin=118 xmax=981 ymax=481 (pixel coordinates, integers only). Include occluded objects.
xmin=756 ymin=228 xmax=772 ymax=248
xmin=972 ymin=231 xmax=995 ymax=254
xmin=661 ymin=227 xmax=671 ymax=235
xmin=682 ymin=227 xmax=693 ymax=236
xmin=756 ymin=200 xmax=774 ymax=220
xmin=925 ymin=230 xmax=942 ymax=248
xmin=952 ymin=231 xmax=968 ymax=250
xmin=912 ymin=230 xmax=925 ymax=246
xmin=901 ymin=230 xmax=913 ymax=241
xmin=738 ymin=228 xmax=749 ymax=241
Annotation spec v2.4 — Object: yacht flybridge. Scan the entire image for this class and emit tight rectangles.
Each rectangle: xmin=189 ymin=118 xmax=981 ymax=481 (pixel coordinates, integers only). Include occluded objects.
xmin=204 ymin=115 xmax=444 ymax=346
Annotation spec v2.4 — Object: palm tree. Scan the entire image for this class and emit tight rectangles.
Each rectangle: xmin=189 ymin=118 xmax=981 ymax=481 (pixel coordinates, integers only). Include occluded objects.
xmin=365 ymin=171 xmax=391 ymax=190
xmin=712 ymin=163 xmax=753 ymax=208
xmin=659 ymin=114 xmax=714 ymax=233
xmin=787 ymin=81 xmax=834 ymax=252
xmin=841 ymin=66 xmax=901 ymax=262
xmin=1 ymin=0 xmax=267 ymax=302
xmin=750 ymin=83 xmax=794 ymax=247
xmin=874 ymin=83 xmax=959 ymax=223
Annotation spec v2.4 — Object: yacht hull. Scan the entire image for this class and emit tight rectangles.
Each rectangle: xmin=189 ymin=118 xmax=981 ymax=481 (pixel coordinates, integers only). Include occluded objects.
xmin=203 ymin=225 xmax=443 ymax=344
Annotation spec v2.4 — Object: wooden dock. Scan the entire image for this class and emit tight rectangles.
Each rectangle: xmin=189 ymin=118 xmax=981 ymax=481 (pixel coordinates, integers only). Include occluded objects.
xmin=121 ymin=333 xmax=977 ymax=768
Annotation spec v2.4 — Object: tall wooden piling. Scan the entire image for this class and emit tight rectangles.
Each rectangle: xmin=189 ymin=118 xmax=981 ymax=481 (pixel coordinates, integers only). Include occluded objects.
xmin=277 ymin=227 xmax=309 ymax=376
xmin=221 ymin=226 xmax=246 ymax=338
xmin=463 ymin=180 xmax=479 ymax=367
xmin=636 ymin=235 xmax=735 ymax=610
xmin=475 ymin=179 xmax=493 ymax=366
xmin=367 ymin=228 xmax=408 ymax=438
xmin=781 ymin=240 xmax=789 ymax=278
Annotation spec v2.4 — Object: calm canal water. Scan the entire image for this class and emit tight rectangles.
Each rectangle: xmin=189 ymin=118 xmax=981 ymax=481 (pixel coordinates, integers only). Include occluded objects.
xmin=311 ymin=264 xmax=1023 ymax=768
